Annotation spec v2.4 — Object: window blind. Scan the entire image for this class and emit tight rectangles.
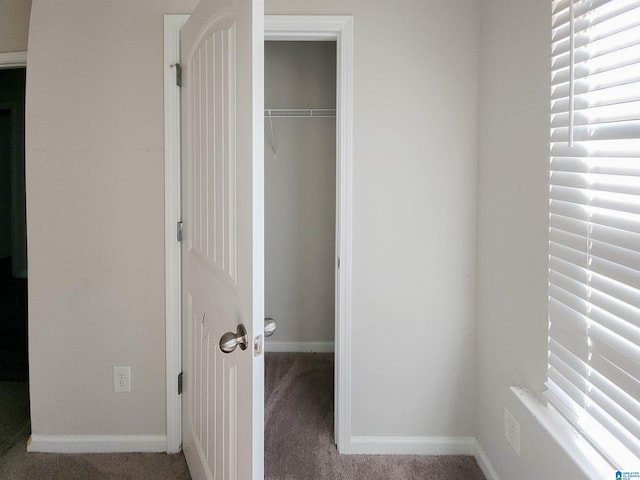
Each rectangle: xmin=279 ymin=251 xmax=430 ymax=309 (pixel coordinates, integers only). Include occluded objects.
xmin=547 ymin=0 xmax=640 ymax=469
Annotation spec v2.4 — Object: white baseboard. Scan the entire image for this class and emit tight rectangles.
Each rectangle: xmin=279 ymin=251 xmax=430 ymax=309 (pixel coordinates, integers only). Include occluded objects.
xmin=265 ymin=341 xmax=334 ymax=353
xmin=474 ymin=439 xmax=501 ymax=480
xmin=26 ymin=432 xmax=500 ymax=478
xmin=27 ymin=434 xmax=167 ymax=453
xmin=0 ymin=51 xmax=27 ymax=68
xmin=349 ymin=436 xmax=475 ymax=455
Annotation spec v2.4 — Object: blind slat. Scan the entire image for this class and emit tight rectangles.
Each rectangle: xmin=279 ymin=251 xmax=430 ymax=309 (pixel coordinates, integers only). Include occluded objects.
xmin=590 ymin=255 xmax=640 ymax=290
xmin=549 ymin=0 xmax=640 ymax=468
xmin=548 ymin=368 xmax=640 ymax=459
xmin=551 ymin=105 xmax=640 ymax=128
xmin=551 ymin=42 xmax=640 ymax=78
xmin=549 ymin=254 xmax=589 ymax=285
xmin=549 ymin=298 xmax=589 ymax=361
xmin=550 ymin=184 xmax=640 ymax=215
xmin=589 ymin=288 xmax=640 ymax=331
xmin=590 ymin=323 xmax=640 ymax=376
xmin=587 ymin=367 xmax=640 ymax=440
xmin=550 ymin=121 xmax=640 ymax=143
xmin=553 ymin=12 xmax=640 ymax=57
xmin=592 ymin=225 xmax=640 ymax=254
xmin=590 ymin=269 xmax=640 ymax=311
xmin=550 ymin=156 xmax=640 ymax=178
xmin=551 ymin=75 xmax=640 ymax=102
xmin=546 ymin=384 xmax=639 ymax=468
xmin=591 ymin=352 xmax=640 ymax=405
xmin=553 ymin=0 xmax=640 ymax=40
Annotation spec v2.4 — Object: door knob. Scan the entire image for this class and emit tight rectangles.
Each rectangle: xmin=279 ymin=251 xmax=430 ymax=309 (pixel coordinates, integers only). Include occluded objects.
xmin=219 ymin=324 xmax=248 ymax=353
xmin=264 ymin=317 xmax=276 ymax=338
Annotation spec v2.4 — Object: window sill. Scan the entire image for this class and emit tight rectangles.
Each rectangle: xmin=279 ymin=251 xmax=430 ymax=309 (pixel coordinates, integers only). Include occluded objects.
xmin=510 ymin=387 xmax=615 ymax=480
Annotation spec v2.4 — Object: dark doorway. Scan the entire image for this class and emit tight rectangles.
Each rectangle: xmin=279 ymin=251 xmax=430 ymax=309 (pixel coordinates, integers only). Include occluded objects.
xmin=0 ymin=68 xmax=27 ymax=382
xmin=0 ymin=67 xmax=29 ymax=459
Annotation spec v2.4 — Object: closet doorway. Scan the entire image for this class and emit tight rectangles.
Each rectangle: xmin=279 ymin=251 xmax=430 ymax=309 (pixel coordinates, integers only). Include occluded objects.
xmin=261 ymin=16 xmax=354 ymax=460
xmin=264 ymin=40 xmax=336 ymax=354
xmin=263 ymin=40 xmax=336 ymax=477
xmin=161 ymin=14 xmax=354 ymax=458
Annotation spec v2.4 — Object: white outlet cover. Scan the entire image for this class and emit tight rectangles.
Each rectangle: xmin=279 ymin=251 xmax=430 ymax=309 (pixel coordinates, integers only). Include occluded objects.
xmin=113 ymin=366 xmax=131 ymax=393
xmin=504 ymin=406 xmax=520 ymax=456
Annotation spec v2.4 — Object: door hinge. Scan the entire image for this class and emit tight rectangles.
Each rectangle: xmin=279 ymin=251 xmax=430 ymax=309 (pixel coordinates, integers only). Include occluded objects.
xmin=177 ymin=221 xmax=183 ymax=242
xmin=175 ymin=63 xmax=182 ymax=87
xmin=178 ymin=372 xmax=183 ymax=395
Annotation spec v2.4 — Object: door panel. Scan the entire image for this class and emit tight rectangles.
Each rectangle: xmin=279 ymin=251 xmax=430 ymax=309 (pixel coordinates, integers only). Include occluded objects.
xmin=181 ymin=0 xmax=264 ymax=479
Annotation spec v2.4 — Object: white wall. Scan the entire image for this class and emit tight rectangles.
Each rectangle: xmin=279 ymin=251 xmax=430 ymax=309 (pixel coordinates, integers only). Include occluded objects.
xmin=264 ymin=41 xmax=336 ymax=347
xmin=22 ymin=0 xmax=628 ymax=471
xmin=267 ymin=0 xmax=480 ymax=439
xmin=0 ymin=0 xmax=31 ymax=53
xmin=265 ymin=41 xmax=336 ymax=108
xmin=26 ymin=0 xmax=479 ymax=445
xmin=476 ymin=0 xmax=591 ymax=478
xmin=26 ymin=0 xmax=197 ymax=438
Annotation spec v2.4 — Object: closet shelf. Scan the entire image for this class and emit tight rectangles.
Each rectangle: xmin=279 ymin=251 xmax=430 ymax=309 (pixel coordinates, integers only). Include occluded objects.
xmin=264 ymin=108 xmax=336 ymax=118
xmin=265 ymin=108 xmax=335 ymax=159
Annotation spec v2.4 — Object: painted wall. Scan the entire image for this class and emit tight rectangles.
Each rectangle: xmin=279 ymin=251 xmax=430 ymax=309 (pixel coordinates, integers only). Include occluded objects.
xmin=26 ymin=0 xmax=197 ymax=437
xmin=0 ymin=0 xmax=31 ymax=53
xmin=264 ymin=41 xmax=336 ymax=347
xmin=26 ymin=0 xmax=479 ymax=442
xmin=266 ymin=0 xmax=480 ymax=438
xmin=476 ymin=0 xmax=592 ymax=478
xmin=23 ymin=0 xmax=628 ymax=472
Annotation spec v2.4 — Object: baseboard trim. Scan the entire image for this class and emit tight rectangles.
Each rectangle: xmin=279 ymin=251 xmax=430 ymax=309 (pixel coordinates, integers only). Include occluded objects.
xmin=27 ymin=434 xmax=167 ymax=453
xmin=265 ymin=341 xmax=334 ymax=353
xmin=0 ymin=51 xmax=27 ymax=68
xmin=349 ymin=435 xmax=476 ymax=455
xmin=474 ymin=439 xmax=501 ymax=480
xmin=26 ymin=432 xmax=501 ymax=476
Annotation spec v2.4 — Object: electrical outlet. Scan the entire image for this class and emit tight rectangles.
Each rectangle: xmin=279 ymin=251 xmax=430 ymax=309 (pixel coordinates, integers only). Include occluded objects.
xmin=504 ymin=407 xmax=520 ymax=456
xmin=113 ymin=366 xmax=131 ymax=393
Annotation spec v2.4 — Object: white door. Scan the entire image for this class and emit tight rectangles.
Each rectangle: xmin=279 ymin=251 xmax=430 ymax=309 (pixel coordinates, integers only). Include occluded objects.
xmin=180 ymin=0 xmax=264 ymax=479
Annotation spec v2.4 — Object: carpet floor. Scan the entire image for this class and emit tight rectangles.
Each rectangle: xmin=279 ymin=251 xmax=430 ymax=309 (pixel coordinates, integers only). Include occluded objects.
xmin=265 ymin=352 xmax=486 ymax=480
xmin=0 ymin=382 xmax=30 ymax=458
xmin=0 ymin=441 xmax=191 ymax=480
xmin=0 ymin=353 xmax=486 ymax=479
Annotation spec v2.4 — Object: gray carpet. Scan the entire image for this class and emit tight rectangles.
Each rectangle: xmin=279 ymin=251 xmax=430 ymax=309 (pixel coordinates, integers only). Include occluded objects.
xmin=0 ymin=381 xmax=189 ymax=480
xmin=0 ymin=382 xmax=30 ymax=457
xmin=265 ymin=353 xmax=486 ymax=480
xmin=0 ymin=353 xmax=486 ymax=479
xmin=0 ymin=440 xmax=191 ymax=480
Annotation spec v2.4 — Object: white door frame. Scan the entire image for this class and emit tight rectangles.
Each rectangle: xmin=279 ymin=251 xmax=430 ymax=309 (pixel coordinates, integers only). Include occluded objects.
xmin=163 ymin=14 xmax=354 ymax=454
xmin=163 ymin=14 xmax=189 ymax=454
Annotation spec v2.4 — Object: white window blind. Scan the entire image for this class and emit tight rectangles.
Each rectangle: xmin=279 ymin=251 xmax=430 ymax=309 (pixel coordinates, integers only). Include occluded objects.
xmin=547 ymin=0 xmax=640 ymax=469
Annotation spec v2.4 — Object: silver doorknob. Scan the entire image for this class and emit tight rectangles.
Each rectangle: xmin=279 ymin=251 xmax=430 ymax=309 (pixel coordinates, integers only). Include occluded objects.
xmin=265 ymin=317 xmax=276 ymax=337
xmin=219 ymin=324 xmax=248 ymax=353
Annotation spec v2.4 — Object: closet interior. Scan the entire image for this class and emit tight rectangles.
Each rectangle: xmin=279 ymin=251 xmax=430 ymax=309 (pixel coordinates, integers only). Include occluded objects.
xmin=264 ymin=40 xmax=337 ymax=352
xmin=263 ymin=40 xmax=338 ymax=474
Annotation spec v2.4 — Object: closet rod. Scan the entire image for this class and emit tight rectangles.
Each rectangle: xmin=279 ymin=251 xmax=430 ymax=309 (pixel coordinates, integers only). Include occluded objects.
xmin=264 ymin=108 xmax=336 ymax=118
